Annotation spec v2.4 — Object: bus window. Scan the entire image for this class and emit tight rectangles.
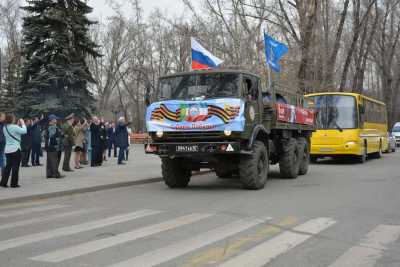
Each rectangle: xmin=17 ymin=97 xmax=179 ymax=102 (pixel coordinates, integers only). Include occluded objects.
xmin=309 ymin=95 xmax=357 ymax=130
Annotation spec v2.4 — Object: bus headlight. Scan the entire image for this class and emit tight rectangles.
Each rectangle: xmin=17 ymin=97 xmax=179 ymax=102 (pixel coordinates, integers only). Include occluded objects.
xmin=345 ymin=141 xmax=357 ymax=146
xmin=156 ymin=131 xmax=164 ymax=138
xmin=224 ymin=130 xmax=232 ymax=136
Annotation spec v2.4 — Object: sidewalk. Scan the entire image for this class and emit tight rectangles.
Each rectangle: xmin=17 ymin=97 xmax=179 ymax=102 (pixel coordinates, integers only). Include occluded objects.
xmin=0 ymin=145 xmax=163 ymax=205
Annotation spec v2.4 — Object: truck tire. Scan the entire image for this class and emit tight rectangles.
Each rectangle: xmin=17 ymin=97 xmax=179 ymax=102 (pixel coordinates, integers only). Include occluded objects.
xmin=239 ymin=141 xmax=268 ymax=190
xmin=298 ymin=137 xmax=310 ymax=175
xmin=279 ymin=138 xmax=301 ymax=179
xmin=161 ymin=158 xmax=191 ymax=188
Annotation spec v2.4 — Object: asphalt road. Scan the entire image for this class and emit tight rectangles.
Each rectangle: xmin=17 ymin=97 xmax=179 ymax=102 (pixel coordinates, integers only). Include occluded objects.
xmin=1 ymin=151 xmax=400 ymax=267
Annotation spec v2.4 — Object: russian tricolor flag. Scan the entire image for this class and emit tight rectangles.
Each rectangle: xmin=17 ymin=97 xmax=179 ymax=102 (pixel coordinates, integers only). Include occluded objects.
xmin=191 ymin=37 xmax=223 ymax=70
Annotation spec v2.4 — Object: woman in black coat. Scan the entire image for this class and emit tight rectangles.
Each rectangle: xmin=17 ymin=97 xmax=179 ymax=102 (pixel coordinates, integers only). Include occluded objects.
xmin=115 ymin=117 xmax=129 ymax=165
xmin=90 ymin=117 xmax=103 ymax=167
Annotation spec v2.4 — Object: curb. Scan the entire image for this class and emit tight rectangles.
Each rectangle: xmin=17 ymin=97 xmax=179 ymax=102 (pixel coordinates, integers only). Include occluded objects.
xmin=0 ymin=171 xmax=212 ymax=206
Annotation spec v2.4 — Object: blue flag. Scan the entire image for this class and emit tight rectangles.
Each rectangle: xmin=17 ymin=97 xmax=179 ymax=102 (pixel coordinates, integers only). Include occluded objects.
xmin=264 ymin=33 xmax=289 ymax=72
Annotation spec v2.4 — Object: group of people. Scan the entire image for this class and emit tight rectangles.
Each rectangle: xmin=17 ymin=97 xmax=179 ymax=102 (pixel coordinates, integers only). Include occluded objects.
xmin=0 ymin=113 xmax=131 ymax=188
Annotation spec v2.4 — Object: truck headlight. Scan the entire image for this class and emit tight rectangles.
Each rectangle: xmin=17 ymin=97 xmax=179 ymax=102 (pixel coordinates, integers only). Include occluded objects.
xmin=224 ymin=130 xmax=232 ymax=136
xmin=156 ymin=131 xmax=164 ymax=138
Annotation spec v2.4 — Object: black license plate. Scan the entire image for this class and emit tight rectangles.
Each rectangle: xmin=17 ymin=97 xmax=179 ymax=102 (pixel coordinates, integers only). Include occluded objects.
xmin=175 ymin=145 xmax=199 ymax=153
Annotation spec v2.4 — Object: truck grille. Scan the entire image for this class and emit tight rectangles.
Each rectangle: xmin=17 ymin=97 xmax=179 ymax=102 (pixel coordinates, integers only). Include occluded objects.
xmin=164 ymin=131 xmax=223 ymax=140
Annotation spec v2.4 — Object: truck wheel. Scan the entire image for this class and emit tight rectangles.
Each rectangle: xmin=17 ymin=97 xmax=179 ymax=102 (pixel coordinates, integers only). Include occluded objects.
xmin=279 ymin=138 xmax=301 ymax=179
xmin=161 ymin=158 xmax=191 ymax=188
xmin=239 ymin=141 xmax=268 ymax=190
xmin=298 ymin=137 xmax=310 ymax=175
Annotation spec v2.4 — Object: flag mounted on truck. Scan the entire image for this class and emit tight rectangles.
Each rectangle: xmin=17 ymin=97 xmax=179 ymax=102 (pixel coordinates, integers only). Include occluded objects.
xmin=264 ymin=33 xmax=289 ymax=72
xmin=191 ymin=37 xmax=224 ymax=70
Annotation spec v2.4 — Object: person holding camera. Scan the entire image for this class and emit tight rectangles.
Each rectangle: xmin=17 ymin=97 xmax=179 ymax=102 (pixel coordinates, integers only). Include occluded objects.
xmin=0 ymin=114 xmax=27 ymax=188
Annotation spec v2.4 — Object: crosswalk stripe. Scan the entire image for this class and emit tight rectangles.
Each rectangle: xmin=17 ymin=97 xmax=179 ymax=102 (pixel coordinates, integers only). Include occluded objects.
xmin=0 ymin=200 xmax=48 ymax=211
xmin=0 ymin=209 xmax=101 ymax=231
xmin=0 ymin=209 xmax=161 ymax=252
xmin=0 ymin=204 xmax=68 ymax=218
xmin=31 ymin=213 xmax=213 ymax=263
xmin=108 ymin=216 xmax=273 ymax=267
xmin=182 ymin=216 xmax=298 ymax=267
xmin=219 ymin=217 xmax=336 ymax=267
xmin=329 ymin=224 xmax=400 ymax=267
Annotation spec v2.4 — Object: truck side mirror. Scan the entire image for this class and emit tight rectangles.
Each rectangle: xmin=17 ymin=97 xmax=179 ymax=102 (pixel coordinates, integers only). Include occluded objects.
xmin=359 ymin=105 xmax=365 ymax=114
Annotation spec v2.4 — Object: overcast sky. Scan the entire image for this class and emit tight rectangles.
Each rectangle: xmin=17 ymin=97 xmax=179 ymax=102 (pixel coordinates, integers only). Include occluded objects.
xmin=87 ymin=0 xmax=188 ymax=18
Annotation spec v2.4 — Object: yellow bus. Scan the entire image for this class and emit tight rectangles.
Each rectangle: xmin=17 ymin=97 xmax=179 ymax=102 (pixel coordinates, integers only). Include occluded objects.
xmin=305 ymin=92 xmax=388 ymax=163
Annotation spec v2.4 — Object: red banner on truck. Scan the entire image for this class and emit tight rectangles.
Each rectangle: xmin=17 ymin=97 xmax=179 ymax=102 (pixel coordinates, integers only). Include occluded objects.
xmin=276 ymin=103 xmax=315 ymax=125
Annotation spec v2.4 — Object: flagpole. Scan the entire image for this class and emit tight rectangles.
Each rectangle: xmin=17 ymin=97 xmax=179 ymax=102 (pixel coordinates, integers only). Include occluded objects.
xmin=264 ymin=31 xmax=273 ymax=93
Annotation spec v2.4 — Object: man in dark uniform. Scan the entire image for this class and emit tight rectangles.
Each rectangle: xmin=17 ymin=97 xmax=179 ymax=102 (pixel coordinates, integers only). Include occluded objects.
xmin=115 ymin=117 xmax=129 ymax=165
xmin=62 ymin=114 xmax=75 ymax=172
xmin=31 ymin=116 xmax=45 ymax=166
xmin=106 ymin=122 xmax=116 ymax=158
xmin=90 ymin=116 xmax=103 ymax=167
xmin=45 ymin=115 xmax=65 ymax=178
xmin=21 ymin=119 xmax=33 ymax=167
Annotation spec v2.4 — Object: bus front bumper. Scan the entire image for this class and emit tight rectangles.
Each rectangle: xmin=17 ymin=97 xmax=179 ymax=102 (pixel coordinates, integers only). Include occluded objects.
xmin=311 ymin=141 xmax=362 ymax=156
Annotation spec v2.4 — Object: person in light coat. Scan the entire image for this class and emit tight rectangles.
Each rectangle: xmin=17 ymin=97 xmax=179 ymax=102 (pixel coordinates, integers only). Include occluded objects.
xmin=73 ymin=119 xmax=89 ymax=169
xmin=0 ymin=114 xmax=27 ymax=188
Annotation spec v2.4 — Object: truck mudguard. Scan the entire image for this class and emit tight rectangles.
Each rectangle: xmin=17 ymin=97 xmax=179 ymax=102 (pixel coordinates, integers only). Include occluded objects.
xmin=248 ymin=124 xmax=270 ymax=150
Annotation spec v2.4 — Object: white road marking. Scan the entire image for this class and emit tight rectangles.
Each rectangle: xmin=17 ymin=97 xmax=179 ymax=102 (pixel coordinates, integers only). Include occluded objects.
xmin=0 ymin=209 xmax=161 ymax=252
xmin=31 ymin=213 xmax=213 ymax=263
xmin=0 ymin=201 xmax=48 ymax=211
xmin=109 ymin=216 xmax=272 ymax=267
xmin=0 ymin=204 xmax=68 ymax=218
xmin=329 ymin=224 xmax=400 ymax=267
xmin=219 ymin=217 xmax=336 ymax=267
xmin=0 ymin=209 xmax=101 ymax=231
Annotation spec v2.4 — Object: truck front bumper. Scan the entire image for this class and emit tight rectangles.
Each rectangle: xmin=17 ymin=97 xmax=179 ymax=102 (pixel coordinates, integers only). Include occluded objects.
xmin=145 ymin=141 xmax=247 ymax=156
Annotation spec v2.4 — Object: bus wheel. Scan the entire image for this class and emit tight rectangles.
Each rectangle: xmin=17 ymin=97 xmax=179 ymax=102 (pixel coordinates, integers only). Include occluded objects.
xmin=298 ymin=137 xmax=310 ymax=175
xmin=357 ymin=144 xmax=367 ymax=163
xmin=371 ymin=141 xmax=383 ymax=159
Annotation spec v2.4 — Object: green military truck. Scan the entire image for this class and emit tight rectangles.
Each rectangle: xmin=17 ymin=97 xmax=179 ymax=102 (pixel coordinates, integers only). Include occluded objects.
xmin=145 ymin=69 xmax=315 ymax=190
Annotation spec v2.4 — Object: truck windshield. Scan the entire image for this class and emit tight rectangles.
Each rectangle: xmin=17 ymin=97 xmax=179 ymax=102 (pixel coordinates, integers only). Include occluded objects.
xmin=309 ymin=95 xmax=358 ymax=130
xmin=158 ymin=73 xmax=239 ymax=101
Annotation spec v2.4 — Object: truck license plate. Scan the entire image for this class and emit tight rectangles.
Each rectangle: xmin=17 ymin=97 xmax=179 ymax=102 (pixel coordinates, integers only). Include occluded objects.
xmin=176 ymin=145 xmax=199 ymax=153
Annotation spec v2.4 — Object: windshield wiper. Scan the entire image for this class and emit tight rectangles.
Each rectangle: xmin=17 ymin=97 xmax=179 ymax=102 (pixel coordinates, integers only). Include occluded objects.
xmin=335 ymin=122 xmax=343 ymax=132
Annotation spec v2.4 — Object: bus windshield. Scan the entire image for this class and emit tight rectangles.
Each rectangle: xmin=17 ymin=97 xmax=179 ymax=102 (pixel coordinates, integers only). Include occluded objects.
xmin=158 ymin=73 xmax=240 ymax=101
xmin=310 ymin=95 xmax=358 ymax=130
